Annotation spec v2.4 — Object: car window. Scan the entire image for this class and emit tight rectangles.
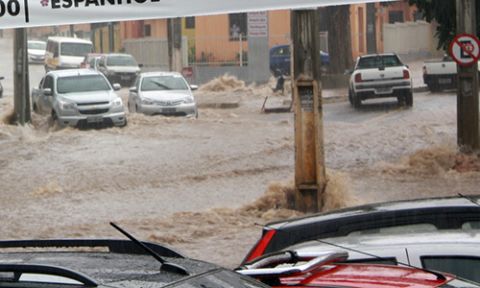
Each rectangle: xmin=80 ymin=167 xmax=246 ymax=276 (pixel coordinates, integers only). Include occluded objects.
xmin=28 ymin=42 xmax=46 ymax=50
xmin=106 ymin=55 xmax=138 ymax=66
xmin=347 ymin=223 xmax=437 ymax=236
xmin=356 ymin=55 xmax=403 ymax=69
xmin=422 ymin=256 xmax=480 ymax=283
xmin=272 ymin=47 xmax=289 ymax=56
xmin=43 ymin=76 xmax=53 ymax=90
xmin=57 ymin=75 xmax=111 ymax=94
xmin=141 ymin=75 xmax=189 ymax=91
xmin=60 ymin=43 xmax=92 ymax=57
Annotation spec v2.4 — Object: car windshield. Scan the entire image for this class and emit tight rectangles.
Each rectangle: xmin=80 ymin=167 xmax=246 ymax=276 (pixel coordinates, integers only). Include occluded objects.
xmin=57 ymin=75 xmax=111 ymax=93
xmin=356 ymin=55 xmax=403 ymax=69
xmin=107 ymin=55 xmax=138 ymax=66
xmin=28 ymin=42 xmax=46 ymax=50
xmin=141 ymin=75 xmax=189 ymax=91
xmin=60 ymin=43 xmax=92 ymax=57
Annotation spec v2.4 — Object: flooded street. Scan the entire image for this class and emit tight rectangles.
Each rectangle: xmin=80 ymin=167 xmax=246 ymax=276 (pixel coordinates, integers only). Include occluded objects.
xmin=1 ymin=35 xmax=479 ymax=269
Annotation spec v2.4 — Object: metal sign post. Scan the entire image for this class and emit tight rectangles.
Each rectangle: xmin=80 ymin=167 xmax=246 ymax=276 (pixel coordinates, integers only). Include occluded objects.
xmin=454 ymin=0 xmax=479 ymax=152
xmin=13 ymin=27 xmax=31 ymax=125
xmin=292 ymin=9 xmax=326 ymax=213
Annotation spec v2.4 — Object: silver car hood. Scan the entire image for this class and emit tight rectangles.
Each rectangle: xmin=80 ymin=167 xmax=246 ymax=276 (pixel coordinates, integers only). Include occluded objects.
xmin=140 ymin=90 xmax=192 ymax=101
xmin=59 ymin=90 xmax=118 ymax=104
xmin=107 ymin=66 xmax=141 ymax=73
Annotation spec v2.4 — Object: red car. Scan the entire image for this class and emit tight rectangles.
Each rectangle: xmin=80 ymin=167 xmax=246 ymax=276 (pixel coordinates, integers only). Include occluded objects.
xmin=236 ymin=251 xmax=478 ymax=288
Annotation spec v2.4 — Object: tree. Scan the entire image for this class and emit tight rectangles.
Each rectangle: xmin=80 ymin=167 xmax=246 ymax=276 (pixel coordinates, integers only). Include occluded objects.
xmin=319 ymin=5 xmax=353 ymax=74
xmin=408 ymin=0 xmax=480 ymax=50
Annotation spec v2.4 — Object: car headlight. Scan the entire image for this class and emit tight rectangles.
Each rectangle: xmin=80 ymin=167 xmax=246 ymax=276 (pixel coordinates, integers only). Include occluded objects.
xmin=58 ymin=99 xmax=76 ymax=110
xmin=141 ymin=98 xmax=154 ymax=105
xmin=184 ymin=97 xmax=195 ymax=104
xmin=112 ymin=98 xmax=123 ymax=107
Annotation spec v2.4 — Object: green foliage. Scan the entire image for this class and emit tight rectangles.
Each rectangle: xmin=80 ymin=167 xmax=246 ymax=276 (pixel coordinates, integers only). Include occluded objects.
xmin=408 ymin=0 xmax=480 ymax=51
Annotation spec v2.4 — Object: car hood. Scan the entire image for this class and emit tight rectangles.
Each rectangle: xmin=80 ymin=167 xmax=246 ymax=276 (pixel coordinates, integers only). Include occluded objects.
xmin=107 ymin=66 xmax=141 ymax=73
xmin=140 ymin=90 xmax=192 ymax=101
xmin=28 ymin=49 xmax=45 ymax=56
xmin=59 ymin=90 xmax=118 ymax=104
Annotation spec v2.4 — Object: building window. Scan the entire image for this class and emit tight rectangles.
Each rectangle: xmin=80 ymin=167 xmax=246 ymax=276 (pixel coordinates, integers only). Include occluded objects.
xmin=185 ymin=17 xmax=195 ymax=29
xmin=388 ymin=11 xmax=404 ymax=23
xmin=413 ymin=11 xmax=424 ymax=22
xmin=144 ymin=24 xmax=151 ymax=37
xmin=229 ymin=13 xmax=247 ymax=41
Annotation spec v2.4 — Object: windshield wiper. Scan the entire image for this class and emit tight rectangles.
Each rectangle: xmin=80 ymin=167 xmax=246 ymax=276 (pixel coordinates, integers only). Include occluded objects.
xmin=151 ymin=80 xmax=171 ymax=90
xmin=110 ymin=222 xmax=189 ymax=276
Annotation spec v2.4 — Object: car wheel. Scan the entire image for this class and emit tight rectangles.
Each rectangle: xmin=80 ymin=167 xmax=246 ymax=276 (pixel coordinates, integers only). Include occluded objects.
xmin=348 ymin=89 xmax=354 ymax=106
xmin=405 ymin=91 xmax=413 ymax=107
xmin=119 ymin=118 xmax=128 ymax=127
xmin=33 ymin=103 xmax=38 ymax=113
xmin=353 ymin=92 xmax=361 ymax=109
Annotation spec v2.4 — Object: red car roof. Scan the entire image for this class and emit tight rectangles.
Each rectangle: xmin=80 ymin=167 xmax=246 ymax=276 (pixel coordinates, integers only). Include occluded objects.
xmin=278 ymin=264 xmax=452 ymax=288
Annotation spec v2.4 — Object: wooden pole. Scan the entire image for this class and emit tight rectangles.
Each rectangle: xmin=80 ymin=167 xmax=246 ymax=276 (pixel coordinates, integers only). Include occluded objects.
xmin=456 ymin=0 xmax=479 ymax=152
xmin=292 ymin=9 xmax=326 ymax=213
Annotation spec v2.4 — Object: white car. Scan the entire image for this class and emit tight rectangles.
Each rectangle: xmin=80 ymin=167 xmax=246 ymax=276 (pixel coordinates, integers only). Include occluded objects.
xmin=128 ymin=72 xmax=198 ymax=118
xmin=349 ymin=53 xmax=413 ymax=108
xmin=32 ymin=69 xmax=127 ymax=128
xmin=287 ymin=230 xmax=480 ymax=283
xmin=27 ymin=40 xmax=46 ymax=64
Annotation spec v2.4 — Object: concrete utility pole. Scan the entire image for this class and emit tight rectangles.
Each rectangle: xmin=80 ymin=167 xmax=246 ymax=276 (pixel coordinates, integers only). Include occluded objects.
xmin=167 ymin=17 xmax=182 ymax=72
xmin=13 ymin=28 xmax=31 ymax=125
xmin=456 ymin=0 xmax=479 ymax=151
xmin=291 ymin=10 xmax=326 ymax=213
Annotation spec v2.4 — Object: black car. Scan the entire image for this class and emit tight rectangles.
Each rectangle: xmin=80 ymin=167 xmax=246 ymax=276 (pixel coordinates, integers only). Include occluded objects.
xmin=0 ymin=223 xmax=269 ymax=288
xmin=242 ymin=194 xmax=480 ymax=264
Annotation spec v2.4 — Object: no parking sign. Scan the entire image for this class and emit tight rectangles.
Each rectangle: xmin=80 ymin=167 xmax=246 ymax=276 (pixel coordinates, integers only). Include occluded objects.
xmin=449 ymin=33 xmax=480 ymax=66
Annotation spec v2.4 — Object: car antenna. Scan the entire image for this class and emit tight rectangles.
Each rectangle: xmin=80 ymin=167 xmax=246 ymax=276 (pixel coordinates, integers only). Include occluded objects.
xmin=313 ymin=238 xmax=446 ymax=280
xmin=110 ymin=222 xmax=189 ymax=275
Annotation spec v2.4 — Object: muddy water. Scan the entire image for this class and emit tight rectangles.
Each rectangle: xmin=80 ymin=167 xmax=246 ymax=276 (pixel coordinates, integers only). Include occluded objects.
xmin=1 ymin=74 xmax=480 ymax=268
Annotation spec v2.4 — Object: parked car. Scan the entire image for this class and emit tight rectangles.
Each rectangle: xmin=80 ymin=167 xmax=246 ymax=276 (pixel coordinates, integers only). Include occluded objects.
xmin=241 ymin=194 xmax=480 ymax=264
xmin=97 ymin=53 xmax=141 ymax=87
xmin=128 ymin=72 xmax=198 ymax=118
xmin=0 ymin=224 xmax=270 ymax=288
xmin=0 ymin=76 xmax=3 ymax=98
xmin=27 ymin=40 xmax=47 ymax=64
xmin=283 ymin=230 xmax=480 ymax=283
xmin=237 ymin=250 xmax=478 ymax=288
xmin=31 ymin=69 xmax=127 ymax=128
xmin=348 ymin=53 xmax=413 ymax=108
xmin=269 ymin=44 xmax=329 ymax=77
xmin=45 ymin=37 xmax=94 ymax=72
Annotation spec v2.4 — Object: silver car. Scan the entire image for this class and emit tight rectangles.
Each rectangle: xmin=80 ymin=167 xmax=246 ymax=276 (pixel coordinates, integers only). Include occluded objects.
xmin=128 ymin=72 xmax=198 ymax=118
xmin=32 ymin=69 xmax=127 ymax=128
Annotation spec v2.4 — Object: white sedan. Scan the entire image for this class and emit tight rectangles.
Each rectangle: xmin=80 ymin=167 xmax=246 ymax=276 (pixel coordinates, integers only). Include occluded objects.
xmin=349 ymin=53 xmax=413 ymax=108
xmin=128 ymin=72 xmax=198 ymax=118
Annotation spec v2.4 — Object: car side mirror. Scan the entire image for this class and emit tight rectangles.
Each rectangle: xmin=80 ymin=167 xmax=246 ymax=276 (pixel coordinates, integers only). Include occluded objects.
xmin=112 ymin=83 xmax=121 ymax=91
xmin=129 ymin=87 xmax=137 ymax=93
xmin=190 ymin=84 xmax=198 ymax=91
xmin=43 ymin=88 xmax=52 ymax=96
xmin=138 ymin=64 xmax=144 ymax=68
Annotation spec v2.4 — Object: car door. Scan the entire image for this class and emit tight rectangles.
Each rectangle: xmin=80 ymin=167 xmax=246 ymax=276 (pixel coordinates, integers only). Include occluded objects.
xmin=39 ymin=75 xmax=55 ymax=114
xmin=129 ymin=76 xmax=141 ymax=111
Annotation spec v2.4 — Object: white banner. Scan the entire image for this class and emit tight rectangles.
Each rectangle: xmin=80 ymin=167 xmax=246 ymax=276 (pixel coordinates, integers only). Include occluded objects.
xmin=0 ymin=0 xmax=393 ymax=29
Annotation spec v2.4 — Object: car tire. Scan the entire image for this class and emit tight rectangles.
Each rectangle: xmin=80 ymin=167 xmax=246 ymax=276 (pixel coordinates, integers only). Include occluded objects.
xmin=405 ymin=91 xmax=413 ymax=107
xmin=33 ymin=103 xmax=38 ymax=113
xmin=348 ymin=89 xmax=354 ymax=106
xmin=353 ymin=92 xmax=361 ymax=109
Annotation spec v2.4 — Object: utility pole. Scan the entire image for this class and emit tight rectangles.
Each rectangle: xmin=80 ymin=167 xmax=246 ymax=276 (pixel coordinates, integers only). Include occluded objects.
xmin=291 ymin=9 xmax=326 ymax=213
xmin=167 ymin=17 xmax=182 ymax=72
xmin=456 ymin=0 xmax=479 ymax=151
xmin=13 ymin=28 xmax=31 ymax=125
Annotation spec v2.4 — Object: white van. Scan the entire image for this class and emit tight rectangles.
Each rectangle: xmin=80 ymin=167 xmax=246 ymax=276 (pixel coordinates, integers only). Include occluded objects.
xmin=45 ymin=37 xmax=93 ymax=72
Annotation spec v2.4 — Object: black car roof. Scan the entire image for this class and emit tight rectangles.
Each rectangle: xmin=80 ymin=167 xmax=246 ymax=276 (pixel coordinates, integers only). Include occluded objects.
xmin=259 ymin=195 xmax=480 ymax=255
xmin=0 ymin=239 xmax=217 ymax=288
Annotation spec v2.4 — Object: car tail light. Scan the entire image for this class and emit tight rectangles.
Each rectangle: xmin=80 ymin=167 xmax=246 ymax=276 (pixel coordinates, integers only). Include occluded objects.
xmin=354 ymin=73 xmax=362 ymax=83
xmin=403 ymin=69 xmax=410 ymax=79
xmin=243 ymin=229 xmax=277 ymax=263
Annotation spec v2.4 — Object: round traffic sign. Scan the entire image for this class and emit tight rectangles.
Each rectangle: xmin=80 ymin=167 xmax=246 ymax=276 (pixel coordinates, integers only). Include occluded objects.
xmin=449 ymin=33 xmax=480 ymax=66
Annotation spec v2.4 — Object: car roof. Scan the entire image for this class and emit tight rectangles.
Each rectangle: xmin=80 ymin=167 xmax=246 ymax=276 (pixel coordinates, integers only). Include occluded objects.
xmin=28 ymin=40 xmax=46 ymax=44
xmin=47 ymin=36 xmax=92 ymax=44
xmin=359 ymin=53 xmax=398 ymax=58
xmin=47 ymin=69 xmax=104 ymax=78
xmin=0 ymin=239 xmax=218 ymax=288
xmin=259 ymin=195 xmax=480 ymax=254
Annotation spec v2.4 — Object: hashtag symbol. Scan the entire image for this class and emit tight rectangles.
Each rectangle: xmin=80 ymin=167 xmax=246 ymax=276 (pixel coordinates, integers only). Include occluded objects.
xmin=41 ymin=0 xmax=48 ymax=7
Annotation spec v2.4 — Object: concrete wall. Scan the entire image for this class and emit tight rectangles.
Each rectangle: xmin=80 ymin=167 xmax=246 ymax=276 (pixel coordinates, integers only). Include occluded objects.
xmin=383 ymin=21 xmax=443 ymax=60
